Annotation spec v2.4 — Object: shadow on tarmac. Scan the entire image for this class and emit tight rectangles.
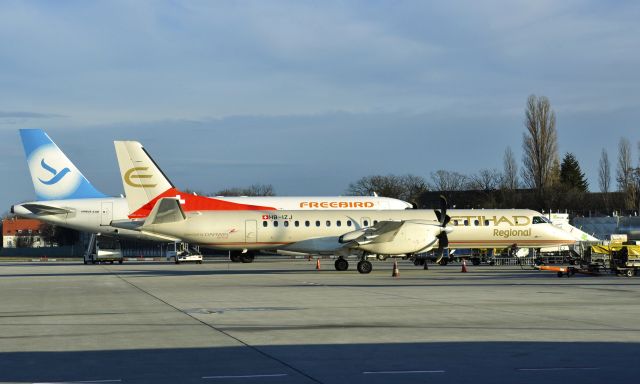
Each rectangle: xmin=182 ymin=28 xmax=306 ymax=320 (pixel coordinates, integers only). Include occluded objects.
xmin=0 ymin=341 xmax=637 ymax=384
xmin=0 ymin=263 xmax=639 ymax=289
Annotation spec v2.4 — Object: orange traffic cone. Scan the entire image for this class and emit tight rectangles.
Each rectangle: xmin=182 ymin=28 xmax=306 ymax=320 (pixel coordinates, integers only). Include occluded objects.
xmin=461 ymin=259 xmax=468 ymax=273
xmin=392 ymin=259 xmax=399 ymax=277
xmin=316 ymin=258 xmax=321 ymax=270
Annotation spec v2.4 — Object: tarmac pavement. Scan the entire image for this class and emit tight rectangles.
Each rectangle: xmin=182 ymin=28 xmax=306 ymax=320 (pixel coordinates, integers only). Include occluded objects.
xmin=0 ymin=259 xmax=638 ymax=383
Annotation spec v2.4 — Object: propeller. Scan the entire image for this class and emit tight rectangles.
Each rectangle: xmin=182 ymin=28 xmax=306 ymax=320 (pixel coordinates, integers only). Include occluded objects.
xmin=435 ymin=195 xmax=450 ymax=264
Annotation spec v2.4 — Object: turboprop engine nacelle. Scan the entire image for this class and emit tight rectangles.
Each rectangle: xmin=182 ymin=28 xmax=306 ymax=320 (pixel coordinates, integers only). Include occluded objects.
xmin=351 ymin=222 xmax=441 ymax=255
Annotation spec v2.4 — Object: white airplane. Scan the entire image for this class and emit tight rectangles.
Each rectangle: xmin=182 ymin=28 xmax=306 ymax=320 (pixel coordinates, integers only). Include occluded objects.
xmin=11 ymin=130 xmax=412 ymax=250
xmin=113 ymin=196 xmax=576 ymax=273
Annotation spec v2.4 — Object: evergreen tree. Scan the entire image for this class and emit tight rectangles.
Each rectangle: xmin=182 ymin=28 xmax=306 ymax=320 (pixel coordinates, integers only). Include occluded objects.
xmin=560 ymin=152 xmax=588 ymax=191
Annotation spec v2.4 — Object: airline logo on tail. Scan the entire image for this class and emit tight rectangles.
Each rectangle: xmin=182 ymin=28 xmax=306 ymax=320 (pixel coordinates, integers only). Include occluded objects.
xmin=38 ymin=158 xmax=71 ymax=185
xmin=20 ymin=129 xmax=106 ymax=201
xmin=27 ymin=143 xmax=82 ymax=200
xmin=124 ymin=167 xmax=157 ymax=188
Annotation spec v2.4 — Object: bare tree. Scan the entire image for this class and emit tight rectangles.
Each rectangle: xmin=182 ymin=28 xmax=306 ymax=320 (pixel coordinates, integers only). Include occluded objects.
xmin=429 ymin=170 xmax=468 ymax=191
xmin=521 ymin=94 xmax=559 ymax=193
xmin=599 ymin=148 xmax=610 ymax=194
xmin=400 ymin=174 xmax=429 ymax=203
xmin=502 ymin=146 xmax=518 ymax=190
xmin=616 ymin=137 xmax=638 ymax=210
xmin=214 ymin=184 xmax=276 ymax=196
xmin=467 ymin=169 xmax=502 ymax=191
xmin=347 ymin=174 xmax=428 ymax=202
xmin=347 ymin=175 xmax=405 ymax=198
xmin=617 ymin=138 xmax=633 ymax=191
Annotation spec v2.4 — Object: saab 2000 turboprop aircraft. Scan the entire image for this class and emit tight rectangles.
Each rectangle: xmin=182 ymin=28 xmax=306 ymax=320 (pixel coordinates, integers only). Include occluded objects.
xmin=112 ymin=196 xmax=453 ymax=273
xmin=113 ymin=195 xmax=576 ymax=274
xmin=11 ymin=130 xmax=412 ymax=247
xmin=113 ymin=141 xmax=576 ymax=272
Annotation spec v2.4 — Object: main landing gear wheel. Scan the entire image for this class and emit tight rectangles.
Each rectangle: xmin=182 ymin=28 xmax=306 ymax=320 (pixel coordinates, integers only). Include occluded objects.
xmin=334 ymin=258 xmax=349 ymax=271
xmin=357 ymin=260 xmax=372 ymax=274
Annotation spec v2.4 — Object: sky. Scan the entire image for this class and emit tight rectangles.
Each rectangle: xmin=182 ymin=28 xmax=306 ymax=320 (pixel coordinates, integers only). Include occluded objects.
xmin=1 ymin=0 xmax=639 ymax=212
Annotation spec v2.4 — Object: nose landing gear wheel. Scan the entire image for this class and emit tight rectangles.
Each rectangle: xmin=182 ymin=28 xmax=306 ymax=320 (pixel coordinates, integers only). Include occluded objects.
xmin=334 ymin=258 xmax=349 ymax=271
xmin=357 ymin=260 xmax=372 ymax=274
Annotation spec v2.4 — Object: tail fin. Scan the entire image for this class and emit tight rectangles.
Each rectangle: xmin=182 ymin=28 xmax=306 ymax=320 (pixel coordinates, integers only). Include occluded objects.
xmin=114 ymin=141 xmax=174 ymax=214
xmin=19 ymin=128 xmax=106 ymax=200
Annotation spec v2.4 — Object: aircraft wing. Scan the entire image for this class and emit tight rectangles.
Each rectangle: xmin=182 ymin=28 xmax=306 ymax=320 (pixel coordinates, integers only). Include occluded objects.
xmin=110 ymin=219 xmax=183 ymax=242
xmin=19 ymin=203 xmax=72 ymax=216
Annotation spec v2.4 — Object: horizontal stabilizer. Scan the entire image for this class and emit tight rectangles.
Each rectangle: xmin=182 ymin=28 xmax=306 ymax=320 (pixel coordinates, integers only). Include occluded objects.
xmin=139 ymin=231 xmax=183 ymax=242
xmin=20 ymin=203 xmax=72 ymax=215
xmin=143 ymin=198 xmax=186 ymax=226
xmin=110 ymin=219 xmax=145 ymax=231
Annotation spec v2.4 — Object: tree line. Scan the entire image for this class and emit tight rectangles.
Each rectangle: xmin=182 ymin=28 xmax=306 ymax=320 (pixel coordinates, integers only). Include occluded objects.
xmin=347 ymin=95 xmax=639 ymax=216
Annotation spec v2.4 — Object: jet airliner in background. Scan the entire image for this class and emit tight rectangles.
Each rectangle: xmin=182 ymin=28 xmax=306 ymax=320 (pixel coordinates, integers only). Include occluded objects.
xmin=11 ymin=129 xmax=412 ymax=260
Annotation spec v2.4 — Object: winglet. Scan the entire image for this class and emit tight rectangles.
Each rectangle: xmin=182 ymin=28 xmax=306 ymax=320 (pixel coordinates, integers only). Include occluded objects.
xmin=19 ymin=129 xmax=106 ymax=200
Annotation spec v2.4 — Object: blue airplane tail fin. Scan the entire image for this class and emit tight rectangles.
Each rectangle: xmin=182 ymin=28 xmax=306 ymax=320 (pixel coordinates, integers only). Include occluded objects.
xmin=19 ymin=129 xmax=107 ymax=200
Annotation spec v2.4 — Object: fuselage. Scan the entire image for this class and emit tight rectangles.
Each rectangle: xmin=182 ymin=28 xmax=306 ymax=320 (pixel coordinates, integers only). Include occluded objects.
xmin=11 ymin=195 xmax=412 ymax=240
xmin=140 ymin=208 xmax=576 ymax=254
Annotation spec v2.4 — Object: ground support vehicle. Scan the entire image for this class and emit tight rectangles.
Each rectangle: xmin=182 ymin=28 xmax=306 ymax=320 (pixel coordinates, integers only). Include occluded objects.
xmin=610 ymin=246 xmax=640 ymax=277
xmin=83 ymin=234 xmax=124 ymax=264
xmin=167 ymin=242 xmax=203 ymax=264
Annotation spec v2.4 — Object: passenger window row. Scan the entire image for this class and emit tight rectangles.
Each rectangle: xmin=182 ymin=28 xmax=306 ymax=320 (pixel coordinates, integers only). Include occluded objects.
xmin=452 ymin=219 xmax=491 ymax=226
xmin=262 ymin=220 xmax=378 ymax=228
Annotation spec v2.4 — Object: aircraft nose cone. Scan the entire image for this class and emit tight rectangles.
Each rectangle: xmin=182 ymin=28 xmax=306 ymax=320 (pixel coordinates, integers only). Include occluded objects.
xmin=553 ymin=226 xmax=576 ymax=244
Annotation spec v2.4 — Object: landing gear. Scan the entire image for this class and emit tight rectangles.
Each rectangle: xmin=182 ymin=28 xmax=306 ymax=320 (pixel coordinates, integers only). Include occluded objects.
xmin=334 ymin=257 xmax=349 ymax=271
xmin=229 ymin=250 xmax=255 ymax=263
xmin=439 ymin=258 xmax=448 ymax=266
xmin=229 ymin=252 xmax=241 ymax=263
xmin=240 ymin=252 xmax=255 ymax=263
xmin=357 ymin=260 xmax=372 ymax=274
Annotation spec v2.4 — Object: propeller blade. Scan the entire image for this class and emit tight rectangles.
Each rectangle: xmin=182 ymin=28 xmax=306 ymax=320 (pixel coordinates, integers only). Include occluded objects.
xmin=434 ymin=221 xmax=449 ymax=264
xmin=438 ymin=232 xmax=449 ymax=249
xmin=435 ymin=245 xmax=445 ymax=264
xmin=439 ymin=195 xmax=448 ymax=226
xmin=431 ymin=196 xmax=450 ymax=265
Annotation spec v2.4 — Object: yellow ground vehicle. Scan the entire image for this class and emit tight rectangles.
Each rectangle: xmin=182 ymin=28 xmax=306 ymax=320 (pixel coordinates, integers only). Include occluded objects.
xmin=587 ymin=244 xmax=640 ymax=277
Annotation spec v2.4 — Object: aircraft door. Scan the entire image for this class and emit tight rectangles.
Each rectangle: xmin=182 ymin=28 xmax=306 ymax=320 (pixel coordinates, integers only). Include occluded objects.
xmin=245 ymin=220 xmax=257 ymax=243
xmin=361 ymin=217 xmax=371 ymax=228
xmin=101 ymin=202 xmax=113 ymax=226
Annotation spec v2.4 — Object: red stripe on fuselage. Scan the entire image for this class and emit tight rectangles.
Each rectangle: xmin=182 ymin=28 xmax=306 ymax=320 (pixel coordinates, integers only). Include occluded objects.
xmin=128 ymin=188 xmax=276 ymax=219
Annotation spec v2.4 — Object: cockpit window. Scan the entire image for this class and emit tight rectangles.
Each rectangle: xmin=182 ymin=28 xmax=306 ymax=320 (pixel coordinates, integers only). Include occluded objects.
xmin=532 ymin=216 xmax=551 ymax=224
